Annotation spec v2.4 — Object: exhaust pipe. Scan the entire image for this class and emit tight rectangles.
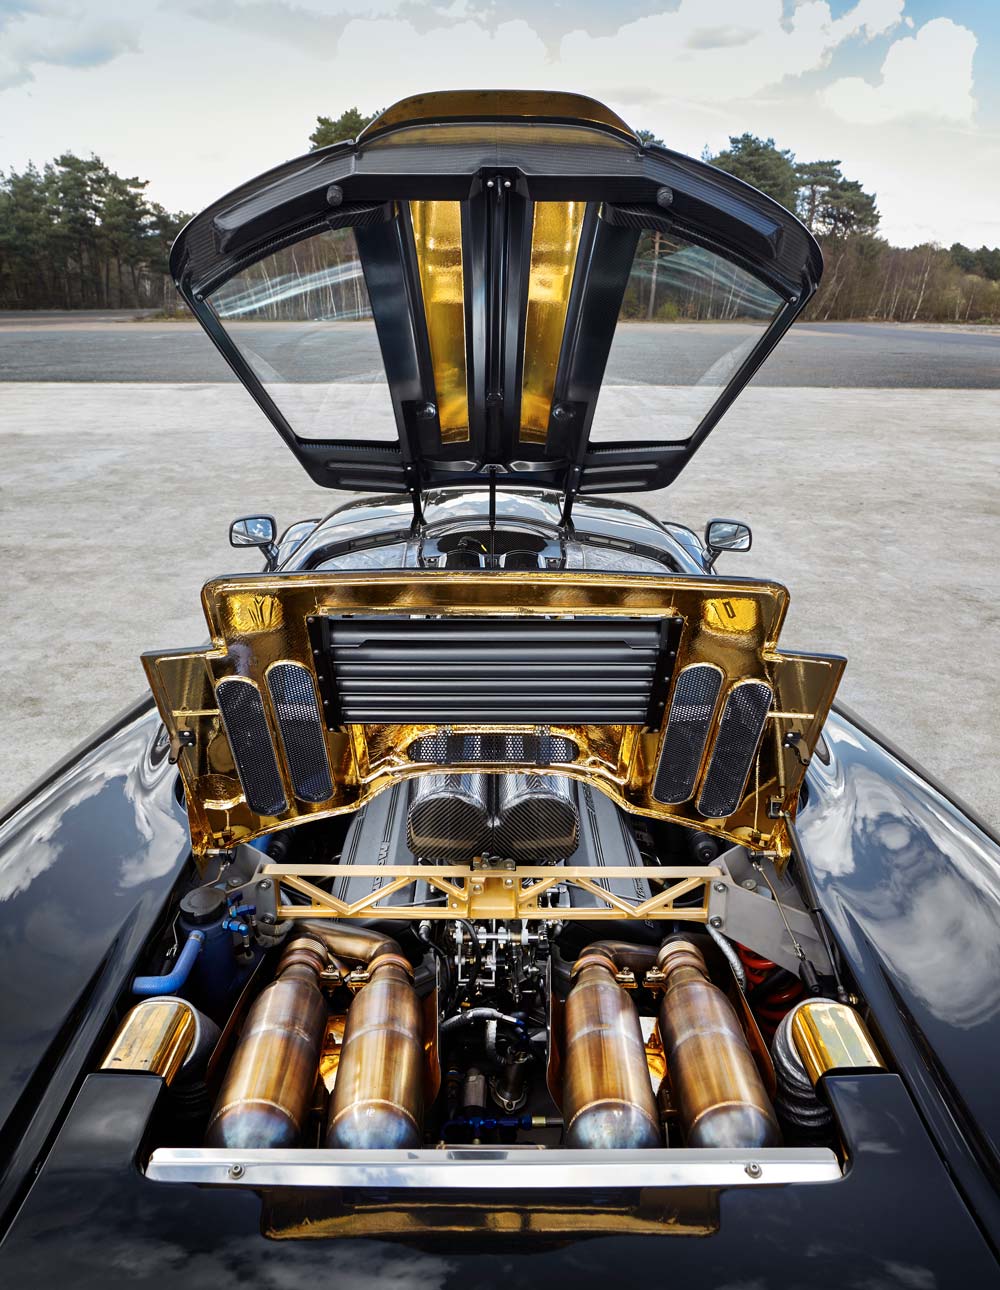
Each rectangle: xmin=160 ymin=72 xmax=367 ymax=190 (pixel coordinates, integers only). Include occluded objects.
xmin=206 ymin=935 xmax=328 ymax=1149
xmin=562 ymin=943 xmax=661 ymax=1149
xmin=326 ymin=951 xmax=424 ymax=1149
xmin=656 ymin=939 xmax=780 ymax=1149
xmin=208 ymin=924 xmax=424 ymax=1151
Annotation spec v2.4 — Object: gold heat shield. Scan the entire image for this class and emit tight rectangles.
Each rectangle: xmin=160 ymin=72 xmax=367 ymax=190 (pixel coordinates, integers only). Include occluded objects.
xmin=142 ymin=570 xmax=844 ymax=864
xmin=409 ymin=200 xmax=469 ymax=442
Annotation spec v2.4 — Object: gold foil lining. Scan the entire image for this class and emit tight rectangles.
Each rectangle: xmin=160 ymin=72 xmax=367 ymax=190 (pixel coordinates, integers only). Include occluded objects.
xmin=100 ymin=998 xmax=196 ymax=1085
xmin=142 ymin=569 xmax=845 ymax=864
xmin=410 ymin=200 xmax=469 ymax=443
xmin=360 ymin=90 xmax=637 ymax=142
xmin=520 ymin=201 xmax=585 ymax=443
xmin=790 ymin=1001 xmax=885 ymax=1084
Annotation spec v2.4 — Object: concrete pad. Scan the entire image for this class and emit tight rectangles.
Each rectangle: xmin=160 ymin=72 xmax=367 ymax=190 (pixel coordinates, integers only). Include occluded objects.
xmin=1 ymin=381 xmax=998 ymax=834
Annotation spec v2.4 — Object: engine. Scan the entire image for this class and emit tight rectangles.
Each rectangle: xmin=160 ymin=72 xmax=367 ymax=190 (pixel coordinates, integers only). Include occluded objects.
xmin=107 ymin=772 xmax=878 ymax=1162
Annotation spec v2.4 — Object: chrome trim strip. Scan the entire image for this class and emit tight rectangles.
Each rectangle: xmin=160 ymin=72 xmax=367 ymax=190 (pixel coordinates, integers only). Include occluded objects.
xmin=146 ymin=1146 xmax=841 ymax=1189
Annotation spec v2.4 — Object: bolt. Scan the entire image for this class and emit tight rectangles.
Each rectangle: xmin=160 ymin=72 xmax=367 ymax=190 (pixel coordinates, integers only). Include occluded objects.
xmin=744 ymin=1162 xmax=762 ymax=1179
xmin=229 ymin=1163 xmax=245 ymax=1179
xmin=742 ymin=878 xmax=758 ymax=892
xmin=257 ymin=879 xmax=271 ymax=892
xmin=261 ymin=913 xmax=276 ymax=925
xmin=709 ymin=916 xmax=723 ymax=929
xmin=713 ymin=881 xmax=726 ymax=893
xmin=472 ymin=883 xmax=484 ymax=895
xmin=503 ymin=878 xmax=514 ymax=889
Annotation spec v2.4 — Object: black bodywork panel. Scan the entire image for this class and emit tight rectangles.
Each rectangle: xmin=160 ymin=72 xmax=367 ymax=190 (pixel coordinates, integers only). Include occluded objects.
xmin=0 ymin=1071 xmax=996 ymax=1287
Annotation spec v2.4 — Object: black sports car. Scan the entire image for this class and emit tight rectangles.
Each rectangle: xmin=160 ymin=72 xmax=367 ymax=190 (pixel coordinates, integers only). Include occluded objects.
xmin=2 ymin=91 xmax=999 ymax=1289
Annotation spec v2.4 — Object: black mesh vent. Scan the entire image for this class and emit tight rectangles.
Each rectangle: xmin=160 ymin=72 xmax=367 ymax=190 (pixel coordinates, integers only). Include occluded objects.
xmin=215 ymin=678 xmax=287 ymax=816
xmin=407 ymin=733 xmax=577 ymax=765
xmin=652 ymin=664 xmax=724 ymax=804
xmin=266 ymin=662 xmax=333 ymax=803
xmin=697 ymin=681 xmax=773 ymax=819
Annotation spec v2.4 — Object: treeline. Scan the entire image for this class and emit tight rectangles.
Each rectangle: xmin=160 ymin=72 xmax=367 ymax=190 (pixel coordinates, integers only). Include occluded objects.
xmin=708 ymin=133 xmax=1000 ymax=323
xmin=0 ymin=155 xmax=187 ymax=310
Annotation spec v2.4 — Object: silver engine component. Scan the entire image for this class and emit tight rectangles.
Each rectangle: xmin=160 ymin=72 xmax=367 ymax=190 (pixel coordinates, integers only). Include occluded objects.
xmin=406 ymin=773 xmax=491 ymax=861
xmin=494 ymin=773 xmax=578 ymax=862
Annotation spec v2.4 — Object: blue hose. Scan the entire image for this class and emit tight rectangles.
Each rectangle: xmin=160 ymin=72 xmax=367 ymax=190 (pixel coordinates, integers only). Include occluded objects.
xmin=133 ymin=930 xmax=205 ymax=996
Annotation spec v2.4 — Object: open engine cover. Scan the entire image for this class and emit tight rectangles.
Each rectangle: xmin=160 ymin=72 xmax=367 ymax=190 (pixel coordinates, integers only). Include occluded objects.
xmin=142 ymin=570 xmax=844 ymax=862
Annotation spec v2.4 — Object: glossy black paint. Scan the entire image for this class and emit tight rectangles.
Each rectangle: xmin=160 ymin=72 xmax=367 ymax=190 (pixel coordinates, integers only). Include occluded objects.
xmin=1 ymin=1071 xmax=996 ymax=1287
xmin=0 ymin=700 xmax=193 ymax=1227
xmin=797 ymin=705 xmax=1000 ymax=1242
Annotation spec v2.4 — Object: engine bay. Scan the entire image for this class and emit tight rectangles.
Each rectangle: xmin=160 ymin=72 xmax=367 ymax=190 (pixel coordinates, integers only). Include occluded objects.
xmin=105 ymin=768 xmax=884 ymax=1206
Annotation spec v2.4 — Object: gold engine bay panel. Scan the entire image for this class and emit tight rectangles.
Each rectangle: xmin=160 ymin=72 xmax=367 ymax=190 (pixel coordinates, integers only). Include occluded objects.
xmin=142 ymin=570 xmax=844 ymax=864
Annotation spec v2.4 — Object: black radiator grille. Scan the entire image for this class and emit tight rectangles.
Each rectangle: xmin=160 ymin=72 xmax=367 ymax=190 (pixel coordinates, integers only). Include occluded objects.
xmin=697 ymin=680 xmax=773 ymax=819
xmin=215 ymin=677 xmax=287 ymax=816
xmin=318 ymin=616 xmax=667 ymax=724
xmin=652 ymin=663 xmax=724 ymax=804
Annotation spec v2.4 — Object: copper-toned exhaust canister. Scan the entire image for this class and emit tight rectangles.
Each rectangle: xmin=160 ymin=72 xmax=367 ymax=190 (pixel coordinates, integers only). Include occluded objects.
xmin=657 ymin=939 xmax=780 ymax=1149
xmin=562 ymin=946 xmax=661 ymax=1150
xmin=326 ymin=951 xmax=425 ymax=1148
xmin=206 ymin=935 xmax=328 ymax=1149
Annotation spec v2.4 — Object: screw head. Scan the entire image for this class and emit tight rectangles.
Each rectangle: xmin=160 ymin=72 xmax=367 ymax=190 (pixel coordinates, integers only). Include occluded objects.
xmin=257 ymin=879 xmax=271 ymax=892
xmin=742 ymin=878 xmax=758 ymax=891
xmin=503 ymin=877 xmax=514 ymax=889
xmin=713 ymin=881 xmax=726 ymax=893
xmin=744 ymin=1162 xmax=762 ymax=1179
xmin=261 ymin=913 xmax=276 ymax=925
xmin=709 ymin=916 xmax=723 ymax=929
xmin=229 ymin=1163 xmax=245 ymax=1179
xmin=486 ymin=179 xmax=495 ymax=188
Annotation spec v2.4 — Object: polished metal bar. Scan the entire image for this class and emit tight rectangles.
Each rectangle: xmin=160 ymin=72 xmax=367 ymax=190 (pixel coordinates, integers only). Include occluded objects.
xmin=147 ymin=1146 xmax=841 ymax=1189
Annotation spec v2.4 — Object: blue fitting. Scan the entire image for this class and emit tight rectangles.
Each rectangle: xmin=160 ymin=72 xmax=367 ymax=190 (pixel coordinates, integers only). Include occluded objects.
xmin=133 ymin=930 xmax=205 ymax=996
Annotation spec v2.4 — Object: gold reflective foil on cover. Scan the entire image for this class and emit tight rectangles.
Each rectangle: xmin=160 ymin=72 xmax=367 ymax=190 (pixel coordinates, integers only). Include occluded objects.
xmin=100 ymin=998 xmax=196 ymax=1084
xmin=142 ymin=570 xmax=845 ymax=864
xmin=790 ymin=1001 xmax=885 ymax=1085
xmin=410 ymin=200 xmax=469 ymax=443
xmin=360 ymin=90 xmax=637 ymax=143
xmin=520 ymin=201 xmax=585 ymax=443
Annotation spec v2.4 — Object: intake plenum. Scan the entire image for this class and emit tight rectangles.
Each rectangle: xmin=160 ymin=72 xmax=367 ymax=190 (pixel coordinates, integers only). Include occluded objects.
xmin=407 ymin=772 xmax=491 ymax=860
xmin=656 ymin=939 xmax=780 ymax=1149
xmin=494 ymin=773 xmax=579 ymax=862
xmin=562 ymin=944 xmax=661 ymax=1150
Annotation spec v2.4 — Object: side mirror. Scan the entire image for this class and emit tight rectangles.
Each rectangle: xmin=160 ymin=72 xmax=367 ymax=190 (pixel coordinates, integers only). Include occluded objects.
xmin=705 ymin=518 xmax=751 ymax=569
xmin=230 ymin=515 xmax=278 ymax=570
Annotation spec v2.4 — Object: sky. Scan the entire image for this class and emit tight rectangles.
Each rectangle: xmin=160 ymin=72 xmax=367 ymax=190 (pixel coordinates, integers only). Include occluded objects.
xmin=0 ymin=0 xmax=997 ymax=248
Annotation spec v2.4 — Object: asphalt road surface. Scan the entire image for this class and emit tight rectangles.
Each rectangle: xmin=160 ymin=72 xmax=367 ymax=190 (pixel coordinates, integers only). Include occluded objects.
xmin=1 ymin=314 xmax=999 ymax=387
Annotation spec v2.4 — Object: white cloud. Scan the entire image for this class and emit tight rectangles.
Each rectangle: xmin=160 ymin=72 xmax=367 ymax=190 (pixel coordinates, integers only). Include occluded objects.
xmin=823 ymin=16 xmax=976 ymax=124
xmin=0 ymin=1 xmax=994 ymax=247
xmin=0 ymin=3 xmax=139 ymax=90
